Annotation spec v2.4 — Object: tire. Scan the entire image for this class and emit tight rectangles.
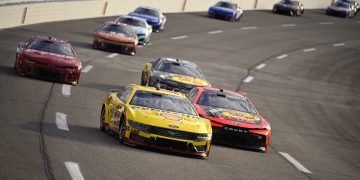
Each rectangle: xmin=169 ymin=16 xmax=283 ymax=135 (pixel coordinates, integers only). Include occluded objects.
xmin=93 ymin=42 xmax=98 ymax=49
xmin=273 ymin=8 xmax=277 ymax=13
xmin=289 ymin=10 xmax=295 ymax=16
xmin=140 ymin=71 xmax=147 ymax=86
xmin=100 ymin=106 xmax=106 ymax=132
xmin=118 ymin=116 xmax=126 ymax=143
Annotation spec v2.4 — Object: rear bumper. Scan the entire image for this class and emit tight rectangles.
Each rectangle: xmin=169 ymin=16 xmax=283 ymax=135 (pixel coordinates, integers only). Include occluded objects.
xmin=93 ymin=38 xmax=137 ymax=53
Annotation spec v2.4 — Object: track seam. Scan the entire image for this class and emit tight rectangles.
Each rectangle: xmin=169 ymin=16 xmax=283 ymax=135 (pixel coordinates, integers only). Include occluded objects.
xmin=39 ymin=84 xmax=56 ymax=180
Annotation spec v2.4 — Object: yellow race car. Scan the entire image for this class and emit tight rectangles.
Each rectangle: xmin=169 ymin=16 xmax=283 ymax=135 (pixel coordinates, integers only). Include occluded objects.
xmin=100 ymin=84 xmax=212 ymax=157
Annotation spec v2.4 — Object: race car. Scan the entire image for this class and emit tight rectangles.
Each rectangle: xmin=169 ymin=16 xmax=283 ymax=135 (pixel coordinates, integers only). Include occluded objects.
xmin=141 ymin=57 xmax=211 ymax=94
xmin=339 ymin=0 xmax=360 ymax=13
xmin=100 ymin=84 xmax=212 ymax=157
xmin=272 ymin=0 xmax=304 ymax=16
xmin=208 ymin=1 xmax=243 ymax=21
xmin=14 ymin=36 xmax=82 ymax=85
xmin=115 ymin=16 xmax=152 ymax=45
xmin=93 ymin=22 xmax=138 ymax=55
xmin=326 ymin=1 xmax=357 ymax=18
xmin=186 ymin=87 xmax=271 ymax=152
xmin=128 ymin=6 xmax=166 ymax=32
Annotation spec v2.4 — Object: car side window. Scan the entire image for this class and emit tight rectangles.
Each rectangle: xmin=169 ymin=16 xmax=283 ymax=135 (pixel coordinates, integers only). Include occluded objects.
xmin=119 ymin=87 xmax=132 ymax=103
xmin=186 ymin=88 xmax=199 ymax=103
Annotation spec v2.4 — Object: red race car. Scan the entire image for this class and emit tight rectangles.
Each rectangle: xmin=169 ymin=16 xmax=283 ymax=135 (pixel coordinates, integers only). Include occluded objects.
xmin=187 ymin=87 xmax=271 ymax=152
xmin=15 ymin=36 xmax=82 ymax=85
xmin=93 ymin=22 xmax=138 ymax=55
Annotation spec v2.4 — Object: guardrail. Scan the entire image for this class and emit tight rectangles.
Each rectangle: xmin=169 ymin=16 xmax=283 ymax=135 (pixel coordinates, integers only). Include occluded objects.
xmin=0 ymin=0 xmax=335 ymax=29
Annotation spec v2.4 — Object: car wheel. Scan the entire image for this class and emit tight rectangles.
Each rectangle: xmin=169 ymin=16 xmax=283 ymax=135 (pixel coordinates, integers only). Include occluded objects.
xmin=289 ymin=10 xmax=295 ymax=16
xmin=140 ymin=72 xmax=147 ymax=86
xmin=118 ymin=116 xmax=126 ymax=142
xmin=272 ymin=8 xmax=277 ymax=13
xmin=100 ymin=106 xmax=106 ymax=132
xmin=14 ymin=62 xmax=24 ymax=76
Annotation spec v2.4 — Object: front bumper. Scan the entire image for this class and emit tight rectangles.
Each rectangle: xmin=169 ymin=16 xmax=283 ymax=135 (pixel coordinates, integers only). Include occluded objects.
xmin=326 ymin=9 xmax=348 ymax=17
xmin=93 ymin=37 xmax=136 ymax=53
xmin=212 ymin=125 xmax=270 ymax=151
xmin=124 ymin=123 xmax=211 ymax=157
xmin=208 ymin=11 xmax=234 ymax=20
xmin=16 ymin=57 xmax=80 ymax=84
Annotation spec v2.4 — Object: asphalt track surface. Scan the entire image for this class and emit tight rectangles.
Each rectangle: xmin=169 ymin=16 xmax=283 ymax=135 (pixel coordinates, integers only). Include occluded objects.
xmin=0 ymin=10 xmax=360 ymax=180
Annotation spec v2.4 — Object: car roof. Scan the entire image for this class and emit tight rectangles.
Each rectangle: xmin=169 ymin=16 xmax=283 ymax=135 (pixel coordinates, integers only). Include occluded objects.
xmin=137 ymin=6 xmax=161 ymax=12
xmin=200 ymin=87 xmax=246 ymax=98
xmin=118 ymin=15 xmax=148 ymax=22
xmin=130 ymin=84 xmax=186 ymax=97
xmin=34 ymin=36 xmax=68 ymax=44
xmin=160 ymin=57 xmax=198 ymax=67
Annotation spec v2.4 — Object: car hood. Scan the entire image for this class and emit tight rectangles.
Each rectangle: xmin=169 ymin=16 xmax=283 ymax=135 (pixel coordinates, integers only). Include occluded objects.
xmin=153 ymin=71 xmax=209 ymax=87
xmin=131 ymin=26 xmax=149 ymax=35
xmin=329 ymin=6 xmax=350 ymax=11
xmin=128 ymin=12 xmax=159 ymax=23
xmin=210 ymin=6 xmax=235 ymax=14
xmin=200 ymin=105 xmax=263 ymax=126
xmin=95 ymin=32 xmax=136 ymax=42
xmin=23 ymin=48 xmax=78 ymax=66
xmin=127 ymin=105 xmax=211 ymax=134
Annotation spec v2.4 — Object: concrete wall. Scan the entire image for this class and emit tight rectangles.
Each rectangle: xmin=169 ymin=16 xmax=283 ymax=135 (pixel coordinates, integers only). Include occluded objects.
xmin=0 ymin=0 xmax=335 ymax=29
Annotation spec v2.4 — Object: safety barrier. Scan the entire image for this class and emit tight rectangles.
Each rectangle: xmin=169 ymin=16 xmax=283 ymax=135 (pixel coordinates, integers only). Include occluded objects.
xmin=0 ymin=0 xmax=335 ymax=29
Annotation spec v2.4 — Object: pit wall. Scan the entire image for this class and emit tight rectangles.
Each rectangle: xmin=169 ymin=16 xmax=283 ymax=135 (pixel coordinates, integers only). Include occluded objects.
xmin=0 ymin=0 xmax=335 ymax=29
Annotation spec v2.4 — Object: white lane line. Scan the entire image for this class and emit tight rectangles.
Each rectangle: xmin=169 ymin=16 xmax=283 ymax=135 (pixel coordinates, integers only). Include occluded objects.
xmin=65 ymin=162 xmax=85 ymax=180
xmin=277 ymin=54 xmax=288 ymax=59
xmin=279 ymin=152 xmax=312 ymax=174
xmin=303 ymin=48 xmax=316 ymax=52
xmin=81 ymin=65 xmax=93 ymax=73
xmin=241 ymin=26 xmax=257 ymax=30
xmin=281 ymin=24 xmax=296 ymax=27
xmin=243 ymin=76 xmax=254 ymax=83
xmin=171 ymin=35 xmax=188 ymax=40
xmin=56 ymin=112 xmax=69 ymax=131
xmin=138 ymin=45 xmax=144 ymax=48
xmin=208 ymin=30 xmax=223 ymax=34
xmin=255 ymin=63 xmax=266 ymax=70
xmin=62 ymin=85 xmax=71 ymax=97
xmin=319 ymin=22 xmax=334 ymax=25
xmin=333 ymin=43 xmax=345 ymax=47
xmin=107 ymin=53 xmax=119 ymax=58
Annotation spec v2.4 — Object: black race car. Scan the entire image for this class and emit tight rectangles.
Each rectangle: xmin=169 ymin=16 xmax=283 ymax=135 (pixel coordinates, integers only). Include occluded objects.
xmin=141 ymin=57 xmax=211 ymax=93
xmin=272 ymin=0 xmax=304 ymax=16
xmin=326 ymin=1 xmax=357 ymax=18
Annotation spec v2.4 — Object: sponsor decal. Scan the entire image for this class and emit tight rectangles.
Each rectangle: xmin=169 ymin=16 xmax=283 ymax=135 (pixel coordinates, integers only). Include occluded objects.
xmin=171 ymin=75 xmax=208 ymax=86
xmin=160 ymin=113 xmax=183 ymax=122
xmin=224 ymin=126 xmax=248 ymax=133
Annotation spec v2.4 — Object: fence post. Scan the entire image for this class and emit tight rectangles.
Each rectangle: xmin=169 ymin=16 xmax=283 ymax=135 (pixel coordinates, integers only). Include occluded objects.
xmin=182 ymin=0 xmax=187 ymax=11
xmin=102 ymin=1 xmax=108 ymax=16
xmin=21 ymin=7 xmax=27 ymax=24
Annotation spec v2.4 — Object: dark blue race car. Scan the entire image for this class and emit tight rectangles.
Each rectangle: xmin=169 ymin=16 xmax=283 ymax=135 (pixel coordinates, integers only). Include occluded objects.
xmin=128 ymin=6 xmax=166 ymax=32
xmin=208 ymin=1 xmax=243 ymax=21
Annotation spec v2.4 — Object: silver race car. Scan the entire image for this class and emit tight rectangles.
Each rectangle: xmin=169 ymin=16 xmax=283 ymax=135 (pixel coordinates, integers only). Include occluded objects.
xmin=115 ymin=16 xmax=152 ymax=45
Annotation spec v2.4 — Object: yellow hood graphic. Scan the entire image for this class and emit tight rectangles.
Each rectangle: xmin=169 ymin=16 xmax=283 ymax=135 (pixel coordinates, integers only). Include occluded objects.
xmin=220 ymin=111 xmax=261 ymax=124
xmin=170 ymin=74 xmax=209 ymax=87
xmin=128 ymin=106 xmax=211 ymax=134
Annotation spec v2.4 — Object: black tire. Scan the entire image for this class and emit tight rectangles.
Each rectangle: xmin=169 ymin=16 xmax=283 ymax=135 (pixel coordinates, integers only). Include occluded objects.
xmin=100 ymin=106 xmax=106 ymax=132
xmin=140 ymin=71 xmax=147 ymax=86
xmin=93 ymin=42 xmax=98 ymax=49
xmin=118 ymin=116 xmax=126 ymax=143
xmin=289 ymin=10 xmax=295 ymax=16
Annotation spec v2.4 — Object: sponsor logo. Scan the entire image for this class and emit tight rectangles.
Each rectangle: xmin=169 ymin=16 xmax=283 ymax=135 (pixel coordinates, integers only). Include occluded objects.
xmin=160 ymin=113 xmax=183 ymax=122
xmin=224 ymin=126 xmax=248 ymax=133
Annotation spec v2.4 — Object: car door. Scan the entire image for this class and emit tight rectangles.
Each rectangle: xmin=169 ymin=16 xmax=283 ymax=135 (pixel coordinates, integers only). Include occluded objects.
xmin=110 ymin=87 xmax=133 ymax=130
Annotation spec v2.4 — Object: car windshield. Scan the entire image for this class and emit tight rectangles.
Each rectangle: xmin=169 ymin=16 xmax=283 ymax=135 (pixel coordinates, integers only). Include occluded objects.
xmin=156 ymin=61 xmax=204 ymax=79
xmin=117 ymin=17 xmax=146 ymax=28
xmin=130 ymin=90 xmax=197 ymax=115
xmin=282 ymin=0 xmax=297 ymax=5
xmin=335 ymin=2 xmax=350 ymax=8
xmin=100 ymin=24 xmax=136 ymax=38
xmin=198 ymin=90 xmax=257 ymax=114
xmin=27 ymin=39 xmax=74 ymax=56
xmin=215 ymin=2 xmax=236 ymax=9
xmin=134 ymin=8 xmax=160 ymax=17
